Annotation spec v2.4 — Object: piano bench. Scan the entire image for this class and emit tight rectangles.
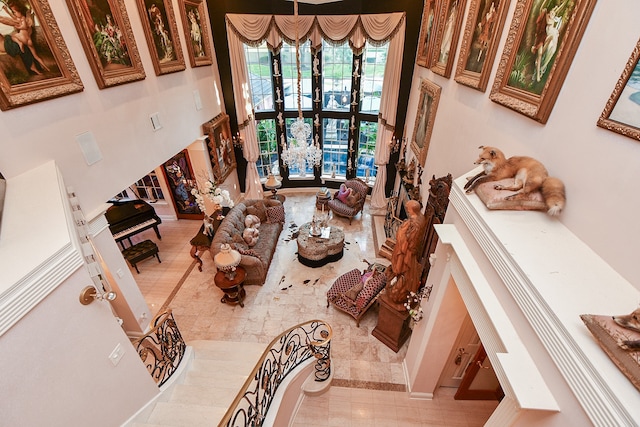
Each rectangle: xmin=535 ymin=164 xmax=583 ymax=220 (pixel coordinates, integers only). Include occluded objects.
xmin=122 ymin=240 xmax=161 ymax=274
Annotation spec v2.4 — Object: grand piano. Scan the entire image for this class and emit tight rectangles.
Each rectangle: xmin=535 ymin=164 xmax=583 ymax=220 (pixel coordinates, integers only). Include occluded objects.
xmin=105 ymin=199 xmax=162 ymax=249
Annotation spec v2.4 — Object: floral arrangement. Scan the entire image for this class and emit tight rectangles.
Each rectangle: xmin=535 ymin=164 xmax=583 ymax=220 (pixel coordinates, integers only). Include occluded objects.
xmin=191 ymin=179 xmax=234 ymax=214
xmin=404 ymin=285 xmax=433 ymax=323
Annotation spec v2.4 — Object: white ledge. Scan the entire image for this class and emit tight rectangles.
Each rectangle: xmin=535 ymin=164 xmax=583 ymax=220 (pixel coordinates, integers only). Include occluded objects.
xmin=0 ymin=162 xmax=83 ymax=335
xmin=448 ymin=171 xmax=639 ymax=425
xmin=436 ymin=223 xmax=559 ymax=412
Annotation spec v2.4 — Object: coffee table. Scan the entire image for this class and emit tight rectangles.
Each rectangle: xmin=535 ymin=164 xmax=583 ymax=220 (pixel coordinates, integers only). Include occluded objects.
xmin=297 ymin=222 xmax=345 ymax=267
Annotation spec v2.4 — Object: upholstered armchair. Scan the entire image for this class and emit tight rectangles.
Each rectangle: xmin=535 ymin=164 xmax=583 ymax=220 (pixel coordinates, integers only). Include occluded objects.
xmin=326 ymin=263 xmax=387 ymax=326
xmin=327 ymin=178 xmax=368 ymax=224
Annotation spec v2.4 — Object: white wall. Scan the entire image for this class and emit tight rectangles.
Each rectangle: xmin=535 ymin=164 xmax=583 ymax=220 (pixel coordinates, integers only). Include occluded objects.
xmin=405 ymin=0 xmax=640 ymax=287
xmin=0 ymin=0 xmax=224 ymax=214
xmin=0 ymin=1 xmax=224 ymax=425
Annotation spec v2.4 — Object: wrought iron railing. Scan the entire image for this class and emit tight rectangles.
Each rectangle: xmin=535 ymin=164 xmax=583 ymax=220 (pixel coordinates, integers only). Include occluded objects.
xmin=130 ymin=309 xmax=186 ymax=387
xmin=219 ymin=319 xmax=333 ymax=427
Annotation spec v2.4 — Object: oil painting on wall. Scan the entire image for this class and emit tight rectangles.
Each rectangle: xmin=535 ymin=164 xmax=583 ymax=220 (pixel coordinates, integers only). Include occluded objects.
xmin=66 ymin=0 xmax=146 ymax=88
xmin=454 ymin=0 xmax=510 ymax=92
xmin=598 ymin=37 xmax=640 ymax=141
xmin=489 ymin=0 xmax=596 ymax=123
xmin=162 ymin=149 xmax=203 ymax=219
xmin=204 ymin=113 xmax=236 ymax=183
xmin=0 ymin=0 xmax=83 ymax=110
xmin=411 ymin=78 xmax=442 ymax=165
xmin=178 ymin=0 xmax=212 ymax=67
xmin=136 ymin=0 xmax=185 ymax=75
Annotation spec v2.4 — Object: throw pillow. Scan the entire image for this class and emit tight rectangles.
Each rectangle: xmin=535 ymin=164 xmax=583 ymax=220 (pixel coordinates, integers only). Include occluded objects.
xmin=237 ymin=247 xmax=261 ymax=260
xmin=341 ymin=281 xmax=364 ymax=305
xmin=336 ymin=184 xmax=352 ymax=203
xmin=243 ymin=227 xmax=259 ymax=247
xmin=345 ymin=191 xmax=361 ymax=208
xmin=266 ymin=204 xmax=285 ymax=223
xmin=246 ymin=203 xmax=268 ymax=222
xmin=474 ymin=179 xmax=546 ymax=211
xmin=355 ymin=269 xmax=385 ymax=311
xmin=245 ymin=214 xmax=261 ymax=229
xmin=232 ymin=233 xmax=248 ymax=251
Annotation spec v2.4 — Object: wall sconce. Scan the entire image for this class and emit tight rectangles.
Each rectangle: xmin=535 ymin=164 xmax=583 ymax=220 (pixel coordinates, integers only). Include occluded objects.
xmin=79 ymin=285 xmax=117 ymax=305
xmin=232 ymin=132 xmax=244 ymax=148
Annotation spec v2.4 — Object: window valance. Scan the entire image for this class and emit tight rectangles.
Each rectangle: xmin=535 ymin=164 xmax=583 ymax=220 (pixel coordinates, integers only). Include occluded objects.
xmin=226 ymin=12 xmax=405 ymax=55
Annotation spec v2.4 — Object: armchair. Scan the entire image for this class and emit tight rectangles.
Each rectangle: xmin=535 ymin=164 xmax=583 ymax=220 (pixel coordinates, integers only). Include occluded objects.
xmin=327 ymin=178 xmax=368 ymax=224
xmin=326 ymin=262 xmax=387 ymax=326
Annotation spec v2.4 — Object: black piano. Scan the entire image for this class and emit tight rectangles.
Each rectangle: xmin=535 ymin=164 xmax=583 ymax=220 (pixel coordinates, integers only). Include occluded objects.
xmin=105 ymin=199 xmax=162 ymax=249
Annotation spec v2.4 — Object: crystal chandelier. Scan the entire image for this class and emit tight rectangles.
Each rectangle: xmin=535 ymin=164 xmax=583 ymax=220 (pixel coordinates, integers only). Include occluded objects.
xmin=280 ymin=0 xmax=322 ymax=177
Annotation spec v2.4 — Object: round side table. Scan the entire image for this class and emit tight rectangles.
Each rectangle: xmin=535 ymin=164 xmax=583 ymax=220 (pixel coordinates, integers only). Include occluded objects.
xmin=214 ymin=266 xmax=246 ymax=307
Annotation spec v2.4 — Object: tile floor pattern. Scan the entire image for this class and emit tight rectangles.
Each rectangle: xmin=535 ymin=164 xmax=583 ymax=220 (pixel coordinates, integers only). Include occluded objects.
xmin=126 ymin=191 xmax=498 ymax=426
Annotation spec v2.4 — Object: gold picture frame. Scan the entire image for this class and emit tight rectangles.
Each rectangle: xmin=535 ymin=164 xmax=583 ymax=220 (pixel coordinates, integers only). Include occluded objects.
xmin=203 ymin=113 xmax=236 ymax=183
xmin=178 ymin=0 xmax=212 ymax=68
xmin=416 ymin=0 xmax=439 ymax=69
xmin=489 ymin=0 xmax=596 ymax=123
xmin=411 ymin=79 xmax=442 ymax=166
xmin=431 ymin=0 xmax=467 ymax=78
xmin=136 ymin=0 xmax=186 ymax=76
xmin=0 ymin=0 xmax=83 ymax=110
xmin=597 ymin=38 xmax=640 ymax=141
xmin=454 ymin=0 xmax=511 ymax=92
xmin=65 ymin=0 xmax=146 ymax=89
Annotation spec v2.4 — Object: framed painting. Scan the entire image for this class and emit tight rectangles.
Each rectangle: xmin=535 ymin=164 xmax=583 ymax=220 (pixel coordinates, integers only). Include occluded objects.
xmin=431 ymin=0 xmax=467 ymax=78
xmin=597 ymin=38 xmax=640 ymax=141
xmin=135 ymin=0 xmax=185 ymax=75
xmin=65 ymin=0 xmax=146 ymax=89
xmin=161 ymin=149 xmax=203 ymax=219
xmin=0 ymin=0 xmax=83 ymax=110
xmin=178 ymin=0 xmax=212 ymax=68
xmin=203 ymin=113 xmax=236 ymax=183
xmin=416 ymin=0 xmax=439 ymax=68
xmin=489 ymin=0 xmax=596 ymax=124
xmin=411 ymin=79 xmax=442 ymax=166
xmin=454 ymin=0 xmax=511 ymax=92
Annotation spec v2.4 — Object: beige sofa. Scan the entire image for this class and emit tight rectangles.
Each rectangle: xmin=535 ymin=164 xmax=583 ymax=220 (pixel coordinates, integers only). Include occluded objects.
xmin=210 ymin=199 xmax=284 ymax=285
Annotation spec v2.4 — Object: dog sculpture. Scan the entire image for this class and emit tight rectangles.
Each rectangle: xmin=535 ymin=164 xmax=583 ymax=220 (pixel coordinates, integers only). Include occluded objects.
xmin=613 ymin=308 xmax=640 ymax=350
xmin=464 ymin=146 xmax=566 ymax=216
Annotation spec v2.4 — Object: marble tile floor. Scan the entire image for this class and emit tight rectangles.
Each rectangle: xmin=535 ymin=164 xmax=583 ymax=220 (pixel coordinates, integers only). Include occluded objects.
xmin=125 ymin=190 xmax=498 ymax=426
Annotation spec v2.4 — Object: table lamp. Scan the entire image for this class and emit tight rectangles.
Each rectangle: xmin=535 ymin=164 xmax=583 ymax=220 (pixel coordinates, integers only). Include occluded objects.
xmin=214 ymin=243 xmax=241 ymax=279
xmin=264 ymin=174 xmax=283 ymax=201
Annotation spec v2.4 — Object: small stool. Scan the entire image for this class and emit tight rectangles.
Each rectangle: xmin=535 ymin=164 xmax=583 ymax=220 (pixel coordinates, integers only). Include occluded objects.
xmin=122 ymin=240 xmax=161 ymax=273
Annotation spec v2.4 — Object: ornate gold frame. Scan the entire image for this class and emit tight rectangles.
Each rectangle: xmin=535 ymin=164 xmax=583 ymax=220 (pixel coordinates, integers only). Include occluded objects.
xmin=416 ymin=0 xmax=439 ymax=69
xmin=203 ymin=113 xmax=236 ymax=183
xmin=597 ymin=38 xmax=640 ymax=141
xmin=454 ymin=0 xmax=511 ymax=92
xmin=66 ymin=0 xmax=146 ymax=89
xmin=489 ymin=0 xmax=596 ymax=123
xmin=431 ymin=0 xmax=467 ymax=78
xmin=178 ymin=0 xmax=213 ymax=68
xmin=0 ymin=0 xmax=83 ymax=110
xmin=135 ymin=0 xmax=186 ymax=76
xmin=411 ymin=79 xmax=441 ymax=166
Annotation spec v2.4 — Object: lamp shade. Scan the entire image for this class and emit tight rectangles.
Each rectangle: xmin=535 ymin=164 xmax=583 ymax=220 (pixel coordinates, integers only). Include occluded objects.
xmin=214 ymin=243 xmax=241 ymax=275
xmin=265 ymin=174 xmax=282 ymax=190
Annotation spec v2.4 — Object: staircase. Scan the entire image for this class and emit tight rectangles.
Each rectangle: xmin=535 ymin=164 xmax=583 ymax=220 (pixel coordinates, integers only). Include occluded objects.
xmin=129 ymin=340 xmax=265 ymax=427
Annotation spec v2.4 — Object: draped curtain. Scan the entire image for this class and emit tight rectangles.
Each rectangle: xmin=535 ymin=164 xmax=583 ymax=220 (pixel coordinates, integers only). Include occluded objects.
xmin=226 ymin=13 xmax=405 ymax=202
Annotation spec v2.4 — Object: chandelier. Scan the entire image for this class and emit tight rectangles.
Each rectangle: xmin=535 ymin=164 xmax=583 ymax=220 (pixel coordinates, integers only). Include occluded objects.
xmin=280 ymin=0 xmax=322 ymax=177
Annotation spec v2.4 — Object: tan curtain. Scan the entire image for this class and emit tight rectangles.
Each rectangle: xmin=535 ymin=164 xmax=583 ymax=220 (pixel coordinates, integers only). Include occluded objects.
xmin=226 ymin=13 xmax=405 ymax=203
xmin=226 ymin=23 xmax=263 ymax=199
xmin=370 ymin=17 xmax=405 ymax=212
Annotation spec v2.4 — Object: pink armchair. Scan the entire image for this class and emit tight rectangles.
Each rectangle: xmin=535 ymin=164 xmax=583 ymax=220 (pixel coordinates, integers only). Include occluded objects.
xmin=327 ymin=178 xmax=368 ymax=224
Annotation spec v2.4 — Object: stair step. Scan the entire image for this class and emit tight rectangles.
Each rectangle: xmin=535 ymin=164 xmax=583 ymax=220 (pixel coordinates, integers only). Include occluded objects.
xmin=145 ymin=401 xmax=225 ymax=427
xmin=126 ymin=340 xmax=265 ymax=427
